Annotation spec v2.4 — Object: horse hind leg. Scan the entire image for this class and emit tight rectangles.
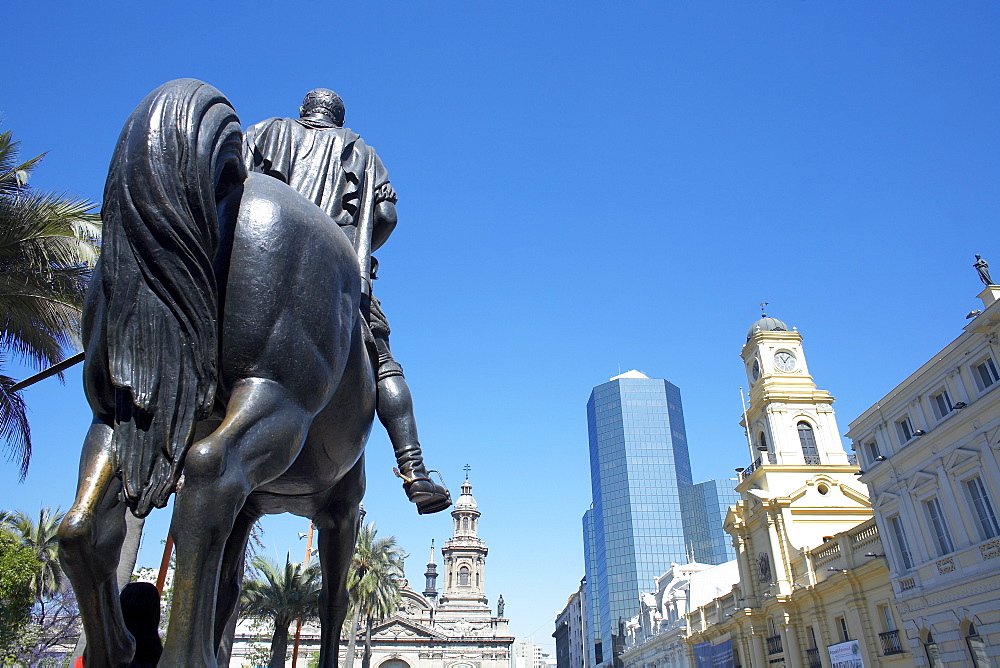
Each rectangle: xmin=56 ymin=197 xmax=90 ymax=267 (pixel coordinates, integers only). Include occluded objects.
xmin=312 ymin=456 xmax=366 ymax=668
xmin=161 ymin=377 xmax=315 ymax=667
xmin=58 ymin=419 xmax=135 ymax=667
xmin=214 ymin=504 xmax=262 ymax=665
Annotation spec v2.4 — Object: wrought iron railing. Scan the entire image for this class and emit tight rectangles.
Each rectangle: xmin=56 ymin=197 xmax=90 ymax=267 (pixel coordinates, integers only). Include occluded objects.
xmin=847 ymin=453 xmax=858 ymax=465
xmin=766 ymin=634 xmax=783 ymax=655
xmin=740 ymin=456 xmax=762 ymax=480
xmin=804 ymin=455 xmax=821 ymax=465
xmin=880 ymin=630 xmax=904 ymax=655
xmin=806 ymin=647 xmax=821 ymax=668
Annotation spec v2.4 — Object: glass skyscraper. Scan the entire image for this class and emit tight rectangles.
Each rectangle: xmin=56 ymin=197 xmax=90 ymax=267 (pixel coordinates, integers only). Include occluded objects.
xmin=585 ymin=372 xmax=692 ymax=667
xmin=680 ymin=478 xmax=739 ymax=565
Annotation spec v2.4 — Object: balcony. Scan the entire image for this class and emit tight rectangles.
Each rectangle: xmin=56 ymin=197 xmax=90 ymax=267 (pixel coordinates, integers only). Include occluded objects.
xmin=739 ymin=456 xmax=762 ymax=480
xmin=806 ymin=648 xmax=821 ymax=668
xmin=879 ymin=630 xmax=904 ymax=656
xmin=804 ymin=455 xmax=821 ymax=465
xmin=766 ymin=634 xmax=783 ymax=655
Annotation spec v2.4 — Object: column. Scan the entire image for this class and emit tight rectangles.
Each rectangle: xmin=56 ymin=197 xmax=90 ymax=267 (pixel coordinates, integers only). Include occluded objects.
xmin=749 ymin=633 xmax=766 ymax=668
xmin=782 ymin=623 xmax=803 ymax=668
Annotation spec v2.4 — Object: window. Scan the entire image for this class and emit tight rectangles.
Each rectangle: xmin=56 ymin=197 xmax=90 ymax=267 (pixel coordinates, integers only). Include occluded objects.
xmin=931 ymin=390 xmax=953 ymax=419
xmin=865 ymin=440 xmax=881 ymax=462
xmin=966 ymin=624 xmax=991 ymax=668
xmin=458 ymin=565 xmax=470 ymax=586
xmin=896 ymin=417 xmax=914 ymax=443
xmin=758 ymin=431 xmax=768 ymax=452
xmin=798 ymin=422 xmax=818 ymax=459
xmin=889 ymin=515 xmax=914 ymax=570
xmin=837 ymin=616 xmax=850 ymax=642
xmin=965 ymin=476 xmax=1000 ymax=540
xmin=924 ymin=632 xmax=943 ymax=668
xmin=924 ymin=497 xmax=956 ymax=555
xmin=878 ymin=605 xmax=896 ymax=632
xmin=973 ymin=357 xmax=999 ymax=391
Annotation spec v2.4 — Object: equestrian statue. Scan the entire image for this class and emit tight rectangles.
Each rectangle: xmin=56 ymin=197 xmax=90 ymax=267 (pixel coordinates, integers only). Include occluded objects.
xmin=58 ymin=78 xmax=448 ymax=667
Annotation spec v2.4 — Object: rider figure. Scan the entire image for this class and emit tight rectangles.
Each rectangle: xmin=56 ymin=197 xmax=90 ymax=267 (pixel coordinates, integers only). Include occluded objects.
xmin=244 ymin=89 xmax=451 ymax=514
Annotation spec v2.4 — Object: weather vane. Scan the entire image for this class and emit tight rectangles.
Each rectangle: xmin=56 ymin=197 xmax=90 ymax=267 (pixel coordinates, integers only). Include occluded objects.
xmin=760 ymin=302 xmax=768 ymax=316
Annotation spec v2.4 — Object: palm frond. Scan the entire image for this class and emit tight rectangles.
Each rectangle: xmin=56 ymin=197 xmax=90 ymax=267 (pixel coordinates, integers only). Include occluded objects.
xmin=0 ymin=360 xmax=30 ymax=478
xmin=0 ymin=127 xmax=100 ymax=475
xmin=9 ymin=506 xmax=66 ymax=599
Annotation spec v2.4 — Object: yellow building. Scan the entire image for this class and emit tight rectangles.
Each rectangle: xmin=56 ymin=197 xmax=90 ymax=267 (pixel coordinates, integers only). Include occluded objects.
xmin=684 ymin=314 xmax=913 ymax=668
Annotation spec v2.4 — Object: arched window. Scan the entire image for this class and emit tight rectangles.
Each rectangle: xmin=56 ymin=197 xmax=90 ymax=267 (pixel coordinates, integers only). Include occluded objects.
xmin=798 ymin=422 xmax=818 ymax=459
xmin=475 ymin=572 xmax=480 ymax=587
xmin=462 ymin=517 xmax=469 ymax=531
xmin=966 ymin=623 xmax=990 ymax=667
xmin=459 ymin=565 xmax=470 ymax=586
xmin=758 ymin=431 xmax=768 ymax=452
xmin=924 ymin=632 xmax=942 ymax=668
xmin=381 ymin=661 xmax=409 ymax=668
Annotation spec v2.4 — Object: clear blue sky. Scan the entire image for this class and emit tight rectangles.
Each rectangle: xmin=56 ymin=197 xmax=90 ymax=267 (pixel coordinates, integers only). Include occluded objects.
xmin=2 ymin=0 xmax=998 ymax=652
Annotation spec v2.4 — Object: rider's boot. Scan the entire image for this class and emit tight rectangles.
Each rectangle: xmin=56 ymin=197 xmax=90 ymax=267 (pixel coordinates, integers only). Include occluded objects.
xmin=392 ymin=443 xmax=452 ymax=515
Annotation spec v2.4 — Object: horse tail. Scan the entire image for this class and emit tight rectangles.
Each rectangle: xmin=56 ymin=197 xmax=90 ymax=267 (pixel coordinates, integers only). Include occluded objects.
xmin=101 ymin=79 xmax=245 ymax=517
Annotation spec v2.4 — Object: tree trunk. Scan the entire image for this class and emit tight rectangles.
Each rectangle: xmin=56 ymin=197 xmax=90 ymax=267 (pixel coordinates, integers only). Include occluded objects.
xmin=344 ymin=606 xmax=361 ymax=668
xmin=361 ymin=616 xmax=373 ymax=668
xmin=269 ymin=620 xmax=291 ymax=668
xmin=70 ymin=508 xmax=146 ymax=662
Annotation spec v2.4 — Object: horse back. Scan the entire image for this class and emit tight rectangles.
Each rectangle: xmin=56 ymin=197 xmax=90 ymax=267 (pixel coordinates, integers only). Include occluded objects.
xmin=220 ymin=172 xmax=362 ymax=415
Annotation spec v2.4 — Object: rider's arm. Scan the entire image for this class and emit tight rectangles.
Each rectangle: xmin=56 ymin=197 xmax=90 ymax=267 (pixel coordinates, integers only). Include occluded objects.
xmin=371 ymin=200 xmax=397 ymax=252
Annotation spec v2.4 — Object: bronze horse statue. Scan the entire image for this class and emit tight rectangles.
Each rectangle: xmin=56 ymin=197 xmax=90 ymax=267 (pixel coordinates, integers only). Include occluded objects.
xmin=59 ymin=79 xmax=381 ymax=666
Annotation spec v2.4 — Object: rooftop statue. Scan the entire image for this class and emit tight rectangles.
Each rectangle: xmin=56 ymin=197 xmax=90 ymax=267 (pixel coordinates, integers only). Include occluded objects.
xmin=58 ymin=79 xmax=447 ymax=667
xmin=974 ymin=254 xmax=994 ymax=286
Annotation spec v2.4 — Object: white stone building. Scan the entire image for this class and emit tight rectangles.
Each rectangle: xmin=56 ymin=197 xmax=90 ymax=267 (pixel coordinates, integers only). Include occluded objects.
xmin=619 ymin=561 xmax=739 ymax=668
xmin=846 ymin=283 xmax=1000 ymax=667
xmin=512 ymin=639 xmax=552 ymax=668
xmin=554 ymin=580 xmax=589 ymax=668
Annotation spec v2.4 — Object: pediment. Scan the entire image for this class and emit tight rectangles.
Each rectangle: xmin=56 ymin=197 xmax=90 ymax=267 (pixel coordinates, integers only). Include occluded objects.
xmin=874 ymin=490 xmax=900 ymax=511
xmin=907 ymin=471 xmax=938 ymax=494
xmin=943 ymin=448 xmax=980 ymax=474
xmin=370 ymin=615 xmax=447 ymax=640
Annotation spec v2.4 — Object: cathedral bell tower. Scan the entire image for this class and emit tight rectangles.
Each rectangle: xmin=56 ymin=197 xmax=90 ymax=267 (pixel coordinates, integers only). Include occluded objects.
xmin=437 ymin=477 xmax=491 ymax=614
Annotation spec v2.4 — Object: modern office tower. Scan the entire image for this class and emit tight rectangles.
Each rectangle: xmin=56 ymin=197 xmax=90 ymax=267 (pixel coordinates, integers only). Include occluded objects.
xmin=585 ymin=371 xmax=693 ymax=668
xmin=680 ymin=478 xmax=739 ymax=565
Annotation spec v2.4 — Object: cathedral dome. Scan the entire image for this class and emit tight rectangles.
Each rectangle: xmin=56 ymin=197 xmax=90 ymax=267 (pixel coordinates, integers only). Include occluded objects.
xmin=746 ymin=316 xmax=789 ymax=341
xmin=454 ymin=479 xmax=477 ymax=511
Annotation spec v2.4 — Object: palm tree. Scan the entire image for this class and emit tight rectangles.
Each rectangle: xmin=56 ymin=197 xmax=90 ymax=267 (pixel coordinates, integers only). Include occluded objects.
xmin=240 ymin=555 xmax=322 ymax=668
xmin=8 ymin=507 xmax=65 ymax=601
xmin=0 ymin=128 xmax=100 ymax=478
xmin=344 ymin=522 xmax=405 ymax=668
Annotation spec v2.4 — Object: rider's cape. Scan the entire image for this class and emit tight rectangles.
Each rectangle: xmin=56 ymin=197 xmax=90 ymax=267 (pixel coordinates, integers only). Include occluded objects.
xmin=243 ymin=117 xmax=390 ymax=240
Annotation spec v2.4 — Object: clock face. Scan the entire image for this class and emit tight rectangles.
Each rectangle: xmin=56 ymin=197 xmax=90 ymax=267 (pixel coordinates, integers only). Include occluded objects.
xmin=774 ymin=351 xmax=797 ymax=372
xmin=751 ymin=359 xmax=760 ymax=382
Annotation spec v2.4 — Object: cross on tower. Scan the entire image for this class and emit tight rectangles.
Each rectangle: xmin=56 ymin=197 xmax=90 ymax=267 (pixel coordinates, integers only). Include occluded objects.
xmin=760 ymin=302 xmax=769 ymax=316
xmin=463 ymin=464 xmax=471 ymax=480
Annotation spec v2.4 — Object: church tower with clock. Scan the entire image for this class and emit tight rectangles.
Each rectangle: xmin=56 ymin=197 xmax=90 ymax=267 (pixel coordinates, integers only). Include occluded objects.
xmin=727 ymin=311 xmax=872 ymax=603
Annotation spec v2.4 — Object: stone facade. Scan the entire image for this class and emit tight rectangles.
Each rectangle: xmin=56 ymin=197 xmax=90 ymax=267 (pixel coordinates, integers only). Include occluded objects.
xmin=846 ymin=285 xmax=1000 ymax=668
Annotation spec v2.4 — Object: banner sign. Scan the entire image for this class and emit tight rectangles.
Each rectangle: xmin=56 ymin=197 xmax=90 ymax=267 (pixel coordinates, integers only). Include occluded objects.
xmin=828 ymin=640 xmax=865 ymax=668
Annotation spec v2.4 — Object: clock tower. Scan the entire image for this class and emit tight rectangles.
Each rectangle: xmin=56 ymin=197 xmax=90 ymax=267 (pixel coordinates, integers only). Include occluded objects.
xmin=728 ymin=312 xmax=871 ymax=603
xmin=740 ymin=314 xmax=850 ymax=467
